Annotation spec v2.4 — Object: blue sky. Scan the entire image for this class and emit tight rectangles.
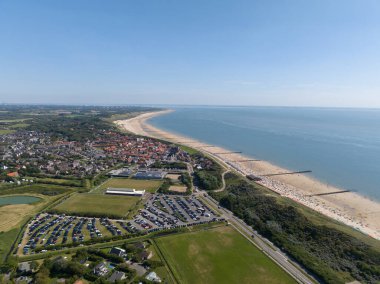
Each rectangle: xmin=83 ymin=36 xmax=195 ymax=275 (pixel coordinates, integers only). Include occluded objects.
xmin=0 ymin=0 xmax=379 ymax=107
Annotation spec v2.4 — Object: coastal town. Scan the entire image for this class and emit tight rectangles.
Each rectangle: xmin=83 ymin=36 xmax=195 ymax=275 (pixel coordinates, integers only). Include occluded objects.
xmin=0 ymin=106 xmax=238 ymax=284
xmin=0 ymin=106 xmax=379 ymax=284
xmin=3 ymin=0 xmax=380 ymax=283
xmin=0 ymin=130 xmax=191 ymax=182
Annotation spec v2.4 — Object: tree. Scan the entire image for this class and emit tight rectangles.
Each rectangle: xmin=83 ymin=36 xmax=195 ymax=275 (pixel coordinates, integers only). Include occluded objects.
xmin=81 ymin=179 xmax=91 ymax=189
xmin=34 ymin=266 xmax=50 ymax=284
xmin=30 ymin=260 xmax=39 ymax=271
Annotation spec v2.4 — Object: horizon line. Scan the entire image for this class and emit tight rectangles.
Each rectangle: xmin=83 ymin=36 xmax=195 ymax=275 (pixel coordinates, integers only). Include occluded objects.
xmin=1 ymin=102 xmax=380 ymax=111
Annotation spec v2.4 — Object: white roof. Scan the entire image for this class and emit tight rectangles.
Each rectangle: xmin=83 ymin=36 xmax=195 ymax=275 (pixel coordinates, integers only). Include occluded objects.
xmin=146 ymin=272 xmax=161 ymax=282
xmin=106 ymin=189 xmax=145 ymax=195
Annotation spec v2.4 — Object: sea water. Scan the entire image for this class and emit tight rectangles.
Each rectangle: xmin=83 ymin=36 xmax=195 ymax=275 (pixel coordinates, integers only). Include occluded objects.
xmin=149 ymin=106 xmax=380 ymax=200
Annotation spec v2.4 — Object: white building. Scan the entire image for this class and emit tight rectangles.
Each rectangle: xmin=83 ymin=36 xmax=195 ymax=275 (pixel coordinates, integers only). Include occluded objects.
xmin=146 ymin=271 xmax=161 ymax=283
xmin=105 ymin=188 xmax=145 ymax=196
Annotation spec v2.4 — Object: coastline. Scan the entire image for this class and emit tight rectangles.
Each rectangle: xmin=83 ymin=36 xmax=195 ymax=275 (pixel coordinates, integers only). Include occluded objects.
xmin=116 ymin=110 xmax=380 ymax=240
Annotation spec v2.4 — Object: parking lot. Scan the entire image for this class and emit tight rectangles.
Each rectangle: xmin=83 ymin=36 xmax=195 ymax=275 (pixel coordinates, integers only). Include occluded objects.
xmin=21 ymin=214 xmax=137 ymax=255
xmin=20 ymin=193 xmax=224 ymax=255
xmin=133 ymin=194 xmax=220 ymax=231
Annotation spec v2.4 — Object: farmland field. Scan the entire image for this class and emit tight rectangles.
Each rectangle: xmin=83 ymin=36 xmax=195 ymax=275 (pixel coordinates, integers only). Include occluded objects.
xmin=52 ymin=193 xmax=141 ymax=218
xmin=156 ymin=226 xmax=296 ymax=284
xmin=95 ymin=178 xmax=162 ymax=194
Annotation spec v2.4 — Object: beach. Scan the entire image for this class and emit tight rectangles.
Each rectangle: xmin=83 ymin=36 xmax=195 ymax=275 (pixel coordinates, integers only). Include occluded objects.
xmin=116 ymin=110 xmax=380 ymax=240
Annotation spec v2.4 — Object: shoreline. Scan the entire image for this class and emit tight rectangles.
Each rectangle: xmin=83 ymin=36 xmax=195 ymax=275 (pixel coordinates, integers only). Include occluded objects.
xmin=116 ymin=110 xmax=380 ymax=240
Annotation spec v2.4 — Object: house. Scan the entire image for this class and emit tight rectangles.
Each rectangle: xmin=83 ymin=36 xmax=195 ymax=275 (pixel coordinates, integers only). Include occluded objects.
xmin=17 ymin=262 xmax=32 ymax=274
xmin=146 ymin=271 xmax=161 ymax=283
xmin=134 ymin=242 xmax=146 ymax=250
xmin=109 ymin=247 xmax=126 ymax=257
xmin=93 ymin=262 xmax=109 ymax=276
xmin=138 ymin=250 xmax=152 ymax=261
xmin=15 ymin=276 xmax=32 ymax=284
xmin=107 ymin=271 xmax=126 ymax=283
xmin=7 ymin=171 xmax=19 ymax=178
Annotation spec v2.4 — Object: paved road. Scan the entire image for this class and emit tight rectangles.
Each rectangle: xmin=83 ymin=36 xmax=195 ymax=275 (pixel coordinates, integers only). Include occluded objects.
xmin=200 ymin=193 xmax=316 ymax=284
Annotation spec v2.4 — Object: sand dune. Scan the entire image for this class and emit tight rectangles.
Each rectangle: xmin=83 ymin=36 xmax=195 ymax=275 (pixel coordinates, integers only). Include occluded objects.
xmin=116 ymin=110 xmax=380 ymax=240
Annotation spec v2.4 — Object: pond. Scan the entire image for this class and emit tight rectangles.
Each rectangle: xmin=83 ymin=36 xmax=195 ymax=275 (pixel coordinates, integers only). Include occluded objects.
xmin=0 ymin=195 xmax=42 ymax=206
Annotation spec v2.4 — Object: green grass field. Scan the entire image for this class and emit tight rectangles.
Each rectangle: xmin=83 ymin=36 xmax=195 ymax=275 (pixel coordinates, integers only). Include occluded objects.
xmin=0 ymin=184 xmax=74 ymax=196
xmin=52 ymin=193 xmax=141 ymax=218
xmin=0 ymin=118 xmax=30 ymax=123
xmin=156 ymin=226 xmax=296 ymax=284
xmin=9 ymin=123 xmax=29 ymax=129
xmin=0 ymin=228 xmax=19 ymax=263
xmin=0 ymin=118 xmax=29 ymax=135
xmin=95 ymin=178 xmax=162 ymax=194
xmin=0 ymin=129 xmax=15 ymax=134
xmin=29 ymin=177 xmax=83 ymax=187
xmin=178 ymin=144 xmax=199 ymax=155
xmin=148 ymin=244 xmax=175 ymax=284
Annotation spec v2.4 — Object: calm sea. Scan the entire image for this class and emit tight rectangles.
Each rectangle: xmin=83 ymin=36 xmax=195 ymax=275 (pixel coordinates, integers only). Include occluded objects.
xmin=149 ymin=106 xmax=380 ymax=200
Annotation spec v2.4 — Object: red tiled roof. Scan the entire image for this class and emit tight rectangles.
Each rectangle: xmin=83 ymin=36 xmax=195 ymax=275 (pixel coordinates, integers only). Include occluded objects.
xmin=7 ymin=172 xmax=19 ymax=177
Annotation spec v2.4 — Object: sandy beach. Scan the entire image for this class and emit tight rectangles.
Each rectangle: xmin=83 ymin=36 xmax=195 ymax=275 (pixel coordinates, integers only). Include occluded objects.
xmin=116 ymin=110 xmax=380 ymax=240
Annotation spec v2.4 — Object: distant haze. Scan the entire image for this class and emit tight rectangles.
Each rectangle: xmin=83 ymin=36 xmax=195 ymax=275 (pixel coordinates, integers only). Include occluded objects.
xmin=0 ymin=0 xmax=380 ymax=107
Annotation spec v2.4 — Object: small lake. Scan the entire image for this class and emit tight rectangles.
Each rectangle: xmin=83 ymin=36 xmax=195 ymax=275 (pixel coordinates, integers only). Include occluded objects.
xmin=0 ymin=195 xmax=42 ymax=206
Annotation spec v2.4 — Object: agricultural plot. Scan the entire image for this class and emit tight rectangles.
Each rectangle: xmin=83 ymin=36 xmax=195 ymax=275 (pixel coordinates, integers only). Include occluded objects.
xmin=52 ymin=193 xmax=141 ymax=218
xmin=95 ymin=178 xmax=162 ymax=194
xmin=156 ymin=226 xmax=296 ymax=284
